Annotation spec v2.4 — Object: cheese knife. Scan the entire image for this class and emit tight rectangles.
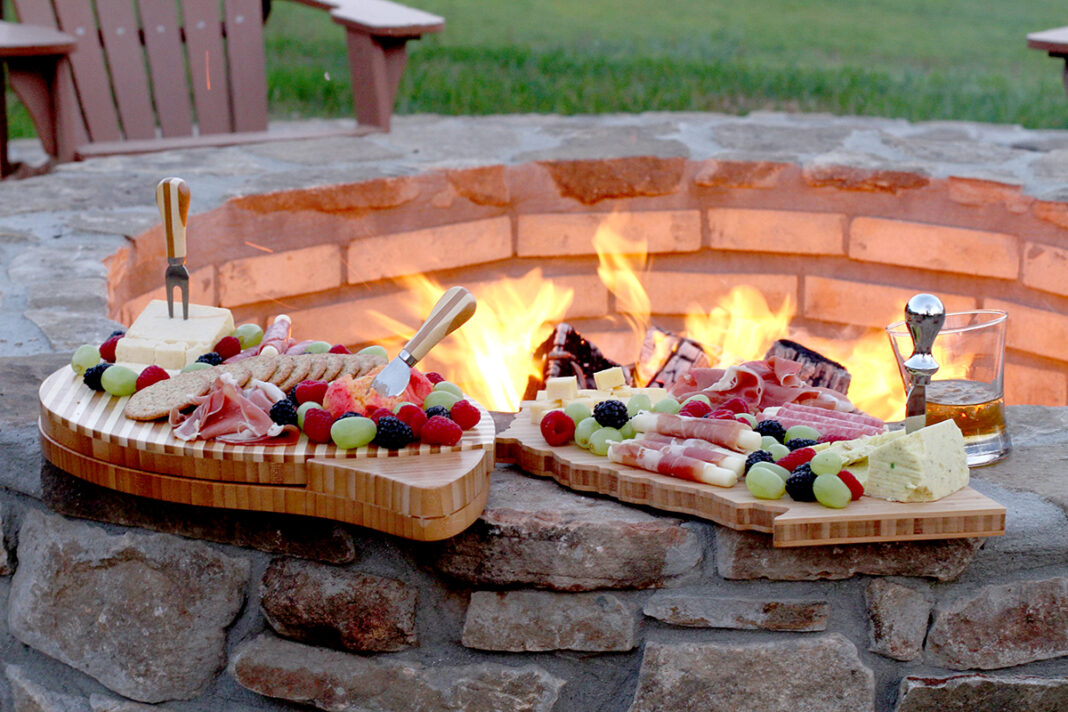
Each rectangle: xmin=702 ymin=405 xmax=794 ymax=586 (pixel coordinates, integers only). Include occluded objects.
xmin=902 ymin=293 xmax=945 ymax=433
xmin=156 ymin=177 xmax=190 ymax=320
xmin=372 ymin=286 xmax=477 ymax=397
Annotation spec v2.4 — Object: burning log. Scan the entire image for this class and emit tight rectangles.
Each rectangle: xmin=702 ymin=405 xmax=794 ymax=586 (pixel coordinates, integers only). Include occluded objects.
xmin=637 ymin=327 xmax=710 ymax=390
xmin=526 ymin=323 xmax=629 ymax=399
xmin=764 ymin=339 xmax=851 ymax=395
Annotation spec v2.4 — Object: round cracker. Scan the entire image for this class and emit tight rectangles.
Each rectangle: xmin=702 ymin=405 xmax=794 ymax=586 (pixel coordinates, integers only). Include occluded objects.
xmin=276 ymin=356 xmax=314 ymax=393
xmin=123 ymin=370 xmax=212 ymax=421
xmin=267 ymin=355 xmax=297 ymax=389
xmin=319 ymin=353 xmax=345 ymax=383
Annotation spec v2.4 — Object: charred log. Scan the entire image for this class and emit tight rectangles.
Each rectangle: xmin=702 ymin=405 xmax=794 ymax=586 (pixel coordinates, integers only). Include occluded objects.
xmin=765 ymin=339 xmax=851 ymax=395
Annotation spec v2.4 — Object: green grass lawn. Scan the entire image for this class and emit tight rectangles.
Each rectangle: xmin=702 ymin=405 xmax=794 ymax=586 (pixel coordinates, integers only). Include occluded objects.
xmin=6 ymin=0 xmax=1068 ymax=138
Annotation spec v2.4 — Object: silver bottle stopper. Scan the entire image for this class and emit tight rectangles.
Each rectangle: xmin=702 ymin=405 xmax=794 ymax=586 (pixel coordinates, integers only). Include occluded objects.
xmin=902 ymin=293 xmax=945 ymax=433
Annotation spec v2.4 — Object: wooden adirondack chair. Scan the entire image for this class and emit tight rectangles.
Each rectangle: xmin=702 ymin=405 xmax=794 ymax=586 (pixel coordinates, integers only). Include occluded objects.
xmin=6 ymin=0 xmax=443 ymax=163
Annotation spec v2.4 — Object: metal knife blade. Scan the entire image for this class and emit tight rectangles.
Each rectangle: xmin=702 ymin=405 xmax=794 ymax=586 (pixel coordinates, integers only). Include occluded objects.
xmin=372 ymin=286 xmax=477 ymax=397
xmin=903 ymin=382 xmax=928 ymax=434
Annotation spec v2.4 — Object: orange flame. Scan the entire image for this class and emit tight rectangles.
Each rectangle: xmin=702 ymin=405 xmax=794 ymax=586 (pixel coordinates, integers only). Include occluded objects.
xmin=593 ymin=215 xmax=650 ymax=346
xmin=684 ymin=286 xmax=795 ymax=367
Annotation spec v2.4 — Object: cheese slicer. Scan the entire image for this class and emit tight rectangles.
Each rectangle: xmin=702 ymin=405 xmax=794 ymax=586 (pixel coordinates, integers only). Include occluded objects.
xmin=156 ymin=177 xmax=190 ymax=320
xmin=902 ymin=293 xmax=945 ymax=433
xmin=372 ymin=286 xmax=477 ymax=397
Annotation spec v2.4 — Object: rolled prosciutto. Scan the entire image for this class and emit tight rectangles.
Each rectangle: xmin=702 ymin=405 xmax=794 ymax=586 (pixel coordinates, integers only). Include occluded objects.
xmin=634 ymin=433 xmax=746 ymax=475
xmin=629 ymin=412 xmax=762 ymax=453
xmin=607 ymin=441 xmax=738 ymax=487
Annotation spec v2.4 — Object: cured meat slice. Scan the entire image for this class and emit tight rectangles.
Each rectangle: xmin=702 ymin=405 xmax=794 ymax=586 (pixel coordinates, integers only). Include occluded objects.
xmin=770 ymin=402 xmax=885 ymax=429
xmin=607 ymin=441 xmax=738 ymax=487
xmin=630 ymin=412 xmax=762 ymax=453
xmin=258 ymin=314 xmax=293 ymax=356
xmin=170 ymin=373 xmax=297 ymax=444
xmin=635 ymin=433 xmax=746 ymax=475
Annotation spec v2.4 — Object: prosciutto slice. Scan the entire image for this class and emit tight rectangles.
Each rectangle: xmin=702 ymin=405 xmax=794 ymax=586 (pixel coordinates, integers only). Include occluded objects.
xmin=630 ymin=412 xmax=762 ymax=453
xmin=634 ymin=433 xmax=746 ymax=475
xmin=671 ymin=357 xmax=859 ymax=413
xmin=608 ymin=441 xmax=738 ymax=487
xmin=170 ymin=374 xmax=298 ymax=444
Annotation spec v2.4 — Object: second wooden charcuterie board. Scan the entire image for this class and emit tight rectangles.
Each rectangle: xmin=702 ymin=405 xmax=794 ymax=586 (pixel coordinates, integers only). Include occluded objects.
xmin=495 ymin=406 xmax=1005 ymax=547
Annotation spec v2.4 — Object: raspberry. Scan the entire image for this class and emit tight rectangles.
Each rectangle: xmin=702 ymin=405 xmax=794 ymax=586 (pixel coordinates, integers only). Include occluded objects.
xmin=785 ymin=464 xmax=818 ymax=502
xmin=838 ymin=470 xmax=865 ymax=500
xmin=744 ymin=450 xmax=774 ymax=474
xmin=776 ymin=447 xmax=817 ymax=472
xmin=721 ymin=397 xmax=751 ymax=414
xmin=302 ymin=408 xmax=334 ymax=443
xmin=754 ymin=419 xmax=786 ymax=443
xmin=294 ymin=380 xmax=329 ymax=405
xmin=196 ymin=352 xmax=223 ymax=366
xmin=424 ymin=405 xmax=450 ymax=420
xmin=424 ymin=372 xmax=445 ymax=384
xmin=449 ymin=399 xmax=481 ymax=430
xmin=367 ymin=406 xmax=393 ymax=423
xmin=135 ymin=365 xmax=170 ymax=391
xmin=83 ymin=363 xmax=110 ymax=391
xmin=421 ymin=415 xmax=463 ymax=446
xmin=593 ymin=400 xmax=628 ymax=429
xmin=269 ymin=399 xmax=299 ymax=426
xmin=213 ymin=335 xmax=242 ymax=360
xmin=395 ymin=403 xmax=428 ymax=438
xmin=539 ymin=410 xmax=575 ymax=446
xmin=328 ymin=344 xmax=350 ymax=354
xmin=374 ymin=415 xmax=413 ymax=449
xmin=99 ymin=334 xmax=122 ymax=363
xmin=679 ymin=400 xmax=711 ymax=418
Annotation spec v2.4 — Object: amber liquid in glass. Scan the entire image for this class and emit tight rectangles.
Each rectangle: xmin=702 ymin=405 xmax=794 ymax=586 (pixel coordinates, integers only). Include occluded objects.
xmin=925 ymin=379 xmax=1006 ymax=438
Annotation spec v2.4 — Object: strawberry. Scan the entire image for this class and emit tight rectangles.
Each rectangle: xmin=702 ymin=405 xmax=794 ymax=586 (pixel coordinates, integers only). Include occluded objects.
xmin=295 ymin=380 xmax=329 ymax=405
xmin=422 ymin=414 xmax=464 ymax=446
xmin=838 ymin=470 xmax=865 ymax=500
xmin=776 ymin=447 xmax=817 ymax=472
xmin=539 ymin=410 xmax=575 ymax=446
xmin=213 ymin=335 xmax=242 ymax=360
xmin=135 ymin=365 xmax=169 ymax=391
xmin=449 ymin=399 xmax=481 ymax=430
xmin=302 ymin=408 xmax=334 ymax=444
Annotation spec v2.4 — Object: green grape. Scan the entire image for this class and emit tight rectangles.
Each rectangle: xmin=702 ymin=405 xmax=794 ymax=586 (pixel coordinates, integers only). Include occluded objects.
xmin=652 ymin=397 xmax=680 ymax=414
xmin=746 ymin=466 xmax=786 ymax=499
xmin=392 ymin=401 xmax=417 ymax=414
xmin=574 ymin=417 xmax=600 ymax=449
xmin=297 ymin=401 xmax=321 ymax=429
xmin=750 ymin=462 xmax=791 ymax=483
xmin=305 ymin=341 xmax=331 ymax=354
xmin=813 ymin=473 xmax=852 ymax=509
xmin=181 ymin=362 xmax=212 ymax=372
xmin=760 ymin=435 xmax=780 ymax=450
xmin=768 ymin=442 xmax=791 ymax=461
xmin=785 ymin=424 xmax=821 ymax=442
xmin=810 ymin=451 xmax=844 ymax=476
xmin=423 ymin=390 xmax=460 ymax=411
xmin=682 ymin=394 xmax=711 ymax=407
xmin=620 ymin=421 xmax=636 ymax=439
xmin=626 ymin=394 xmax=651 ymax=417
xmin=735 ymin=413 xmax=757 ymax=427
xmin=232 ymin=323 xmax=264 ymax=349
xmin=433 ymin=381 xmax=464 ymax=397
xmin=71 ymin=344 xmax=101 ymax=375
xmin=101 ymin=365 xmax=138 ymax=397
xmin=589 ymin=427 xmax=622 ymax=456
xmin=331 ymin=416 xmax=376 ymax=449
xmin=564 ymin=401 xmax=593 ymax=424
xmin=357 ymin=345 xmax=389 ymax=360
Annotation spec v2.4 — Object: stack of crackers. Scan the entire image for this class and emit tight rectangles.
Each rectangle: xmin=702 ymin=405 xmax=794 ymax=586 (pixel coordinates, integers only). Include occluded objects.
xmin=124 ymin=352 xmax=385 ymax=421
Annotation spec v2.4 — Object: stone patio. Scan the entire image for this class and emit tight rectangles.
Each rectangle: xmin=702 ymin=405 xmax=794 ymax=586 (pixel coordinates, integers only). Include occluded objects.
xmin=1 ymin=112 xmax=1068 ymax=712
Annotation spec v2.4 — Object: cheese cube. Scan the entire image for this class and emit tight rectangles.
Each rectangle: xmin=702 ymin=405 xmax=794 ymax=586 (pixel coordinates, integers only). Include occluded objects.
xmin=114 ymin=336 xmax=156 ymax=365
xmin=630 ymin=387 xmax=668 ymax=402
xmin=116 ymin=300 xmax=234 ymax=367
xmin=865 ymin=420 xmax=969 ymax=502
xmin=529 ymin=400 xmax=562 ymax=424
xmin=593 ymin=367 xmax=626 ymax=391
xmin=544 ymin=376 xmax=579 ymax=402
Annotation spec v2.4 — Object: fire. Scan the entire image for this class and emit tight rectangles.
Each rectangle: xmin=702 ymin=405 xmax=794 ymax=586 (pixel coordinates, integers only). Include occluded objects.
xmin=593 ymin=216 xmax=650 ymax=346
xmin=372 ymin=271 xmax=573 ymax=412
xmin=684 ymin=286 xmax=794 ymax=366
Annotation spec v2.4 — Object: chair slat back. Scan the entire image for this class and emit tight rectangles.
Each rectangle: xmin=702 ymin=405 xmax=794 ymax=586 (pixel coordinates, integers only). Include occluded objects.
xmin=225 ymin=0 xmax=269 ymax=133
xmin=53 ymin=0 xmax=123 ymax=143
xmin=181 ymin=0 xmax=232 ymax=136
xmin=137 ymin=0 xmax=195 ymax=137
xmin=96 ymin=0 xmax=156 ymax=140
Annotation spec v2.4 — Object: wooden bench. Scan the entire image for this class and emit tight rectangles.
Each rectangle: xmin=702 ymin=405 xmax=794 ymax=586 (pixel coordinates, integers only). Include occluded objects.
xmin=6 ymin=0 xmax=443 ymax=164
xmin=1027 ymin=26 xmax=1068 ymax=95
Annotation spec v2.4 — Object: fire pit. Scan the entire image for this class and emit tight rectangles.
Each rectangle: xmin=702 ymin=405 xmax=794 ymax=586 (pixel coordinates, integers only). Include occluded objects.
xmin=106 ymin=156 xmax=1068 ymax=419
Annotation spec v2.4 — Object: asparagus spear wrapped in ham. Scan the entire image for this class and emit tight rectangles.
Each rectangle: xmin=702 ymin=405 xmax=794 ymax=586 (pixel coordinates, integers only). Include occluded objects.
xmin=607 ymin=440 xmax=738 ymax=487
xmin=629 ymin=412 xmax=762 ymax=453
xmin=634 ymin=433 xmax=746 ymax=476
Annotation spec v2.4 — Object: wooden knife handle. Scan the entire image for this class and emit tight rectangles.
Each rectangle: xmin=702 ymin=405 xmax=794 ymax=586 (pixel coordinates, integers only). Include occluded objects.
xmin=156 ymin=177 xmax=190 ymax=261
xmin=405 ymin=286 xmax=477 ymax=362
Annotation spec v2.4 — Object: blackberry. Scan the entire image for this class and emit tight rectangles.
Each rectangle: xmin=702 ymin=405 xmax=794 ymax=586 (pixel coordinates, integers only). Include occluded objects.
xmin=785 ymin=438 xmax=819 ymax=451
xmin=744 ymin=450 xmax=775 ymax=474
xmin=425 ymin=405 xmax=451 ymax=419
xmin=593 ymin=399 xmax=629 ymax=429
xmin=373 ymin=415 xmax=413 ymax=450
xmin=269 ymin=399 xmax=298 ymax=427
xmin=195 ymin=351 xmax=223 ymax=366
xmin=754 ymin=419 xmax=787 ymax=443
xmin=83 ymin=363 xmax=111 ymax=392
xmin=287 ymin=385 xmax=300 ymax=405
xmin=108 ymin=329 xmax=126 ymax=339
xmin=785 ymin=463 xmax=818 ymax=502
xmin=338 ymin=411 xmax=363 ymax=420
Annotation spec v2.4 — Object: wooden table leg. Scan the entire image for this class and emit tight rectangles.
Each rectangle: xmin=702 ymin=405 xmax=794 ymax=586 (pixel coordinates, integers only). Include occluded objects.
xmin=1 ymin=59 xmax=11 ymax=178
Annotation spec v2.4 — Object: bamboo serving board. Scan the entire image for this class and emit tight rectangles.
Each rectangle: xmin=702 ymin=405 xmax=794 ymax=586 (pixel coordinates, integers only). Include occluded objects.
xmin=38 ymin=366 xmax=495 ymax=541
xmin=496 ymin=406 xmax=1005 ymax=547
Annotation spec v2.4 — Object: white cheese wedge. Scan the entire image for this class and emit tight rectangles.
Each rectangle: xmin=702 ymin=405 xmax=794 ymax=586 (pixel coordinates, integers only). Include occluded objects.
xmin=115 ymin=299 xmax=235 ymax=368
xmin=544 ymin=376 xmax=579 ymax=402
xmin=593 ymin=366 xmax=626 ymax=391
xmin=865 ymin=420 xmax=969 ymax=502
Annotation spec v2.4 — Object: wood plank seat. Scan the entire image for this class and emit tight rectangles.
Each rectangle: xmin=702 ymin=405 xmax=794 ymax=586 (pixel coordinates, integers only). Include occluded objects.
xmin=7 ymin=0 xmax=443 ymax=163
xmin=1027 ymin=26 xmax=1068 ymax=96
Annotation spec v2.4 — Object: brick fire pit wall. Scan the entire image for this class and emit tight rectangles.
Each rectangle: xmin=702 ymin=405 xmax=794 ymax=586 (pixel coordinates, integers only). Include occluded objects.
xmin=108 ymin=157 xmax=1068 ymax=406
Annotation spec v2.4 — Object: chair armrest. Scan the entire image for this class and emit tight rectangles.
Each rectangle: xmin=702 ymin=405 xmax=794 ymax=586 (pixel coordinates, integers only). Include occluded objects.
xmin=1027 ymin=26 xmax=1068 ymax=54
xmin=285 ymin=0 xmax=444 ymax=38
